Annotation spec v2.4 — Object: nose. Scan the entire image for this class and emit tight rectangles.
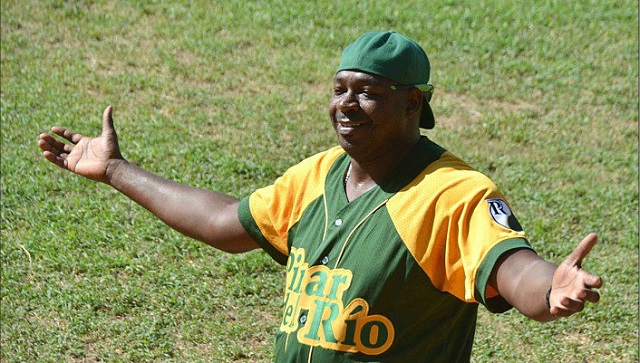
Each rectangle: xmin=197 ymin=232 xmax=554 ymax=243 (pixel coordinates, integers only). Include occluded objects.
xmin=336 ymin=91 xmax=359 ymax=113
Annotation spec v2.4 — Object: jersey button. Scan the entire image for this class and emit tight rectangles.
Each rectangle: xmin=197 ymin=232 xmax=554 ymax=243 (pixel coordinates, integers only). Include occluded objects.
xmin=334 ymin=218 xmax=343 ymax=226
xmin=321 ymin=256 xmax=329 ymax=265
xmin=299 ymin=314 xmax=307 ymax=325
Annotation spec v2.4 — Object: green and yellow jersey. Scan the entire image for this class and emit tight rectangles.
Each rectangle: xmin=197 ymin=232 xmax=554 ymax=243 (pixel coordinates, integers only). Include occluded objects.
xmin=238 ymin=136 xmax=532 ymax=362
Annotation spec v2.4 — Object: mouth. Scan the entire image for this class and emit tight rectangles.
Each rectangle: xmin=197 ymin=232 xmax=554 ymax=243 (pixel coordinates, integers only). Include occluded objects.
xmin=334 ymin=112 xmax=369 ymax=134
xmin=336 ymin=121 xmax=368 ymax=134
xmin=338 ymin=120 xmax=365 ymax=127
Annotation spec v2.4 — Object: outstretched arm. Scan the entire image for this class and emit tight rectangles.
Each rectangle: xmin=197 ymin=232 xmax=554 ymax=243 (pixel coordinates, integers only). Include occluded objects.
xmin=488 ymin=233 xmax=603 ymax=322
xmin=38 ymin=106 xmax=259 ymax=253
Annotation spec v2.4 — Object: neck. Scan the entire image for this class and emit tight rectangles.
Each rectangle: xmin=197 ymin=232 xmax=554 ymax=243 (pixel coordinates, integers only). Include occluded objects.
xmin=344 ymin=138 xmax=420 ymax=201
xmin=349 ymin=138 xmax=419 ymax=183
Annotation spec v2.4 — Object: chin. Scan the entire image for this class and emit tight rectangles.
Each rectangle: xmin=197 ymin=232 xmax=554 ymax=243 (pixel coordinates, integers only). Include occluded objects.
xmin=336 ymin=137 xmax=370 ymax=160
xmin=336 ymin=135 xmax=356 ymax=152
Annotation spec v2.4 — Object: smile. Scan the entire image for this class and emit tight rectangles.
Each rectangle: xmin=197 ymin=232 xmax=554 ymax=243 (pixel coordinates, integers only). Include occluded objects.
xmin=338 ymin=121 xmax=365 ymax=128
xmin=336 ymin=121 xmax=370 ymax=134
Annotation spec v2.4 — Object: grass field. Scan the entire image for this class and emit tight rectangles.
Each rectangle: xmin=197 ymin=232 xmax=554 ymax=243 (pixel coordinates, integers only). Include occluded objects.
xmin=1 ymin=0 xmax=638 ymax=362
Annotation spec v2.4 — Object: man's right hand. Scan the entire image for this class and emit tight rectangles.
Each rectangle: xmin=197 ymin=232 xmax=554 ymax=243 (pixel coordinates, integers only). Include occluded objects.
xmin=38 ymin=105 xmax=258 ymax=252
xmin=38 ymin=106 xmax=124 ymax=184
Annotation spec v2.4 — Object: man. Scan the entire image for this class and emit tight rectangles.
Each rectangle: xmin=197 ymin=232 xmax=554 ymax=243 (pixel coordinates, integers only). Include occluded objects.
xmin=38 ymin=31 xmax=602 ymax=362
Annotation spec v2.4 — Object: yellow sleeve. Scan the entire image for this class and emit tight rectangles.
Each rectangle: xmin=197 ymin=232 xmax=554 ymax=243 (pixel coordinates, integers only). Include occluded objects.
xmin=387 ymin=152 xmax=529 ymax=303
xmin=239 ymin=147 xmax=344 ymax=261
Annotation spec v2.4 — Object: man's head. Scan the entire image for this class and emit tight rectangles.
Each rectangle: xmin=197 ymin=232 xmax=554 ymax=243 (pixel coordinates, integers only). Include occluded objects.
xmin=329 ymin=31 xmax=434 ymax=162
xmin=336 ymin=31 xmax=435 ymax=129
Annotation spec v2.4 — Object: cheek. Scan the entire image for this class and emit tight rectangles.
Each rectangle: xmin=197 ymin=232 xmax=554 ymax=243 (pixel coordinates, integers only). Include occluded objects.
xmin=328 ymin=99 xmax=339 ymax=117
xmin=361 ymin=104 xmax=389 ymax=123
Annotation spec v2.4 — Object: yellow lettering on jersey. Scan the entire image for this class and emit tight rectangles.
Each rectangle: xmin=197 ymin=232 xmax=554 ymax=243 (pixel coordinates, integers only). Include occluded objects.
xmin=280 ymin=247 xmax=395 ymax=355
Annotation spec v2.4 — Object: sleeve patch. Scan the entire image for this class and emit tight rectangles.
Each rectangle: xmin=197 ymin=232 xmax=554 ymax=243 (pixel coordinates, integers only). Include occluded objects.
xmin=487 ymin=198 xmax=523 ymax=232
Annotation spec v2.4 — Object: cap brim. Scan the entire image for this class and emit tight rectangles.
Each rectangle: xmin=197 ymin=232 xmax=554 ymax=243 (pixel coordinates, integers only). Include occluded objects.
xmin=419 ymin=96 xmax=435 ymax=129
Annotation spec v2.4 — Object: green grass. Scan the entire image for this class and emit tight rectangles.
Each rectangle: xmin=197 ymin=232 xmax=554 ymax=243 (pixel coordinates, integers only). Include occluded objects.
xmin=1 ymin=0 xmax=637 ymax=362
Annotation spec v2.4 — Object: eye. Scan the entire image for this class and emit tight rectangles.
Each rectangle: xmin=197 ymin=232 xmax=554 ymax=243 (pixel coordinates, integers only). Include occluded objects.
xmin=333 ymin=86 xmax=346 ymax=96
xmin=359 ymin=87 xmax=382 ymax=99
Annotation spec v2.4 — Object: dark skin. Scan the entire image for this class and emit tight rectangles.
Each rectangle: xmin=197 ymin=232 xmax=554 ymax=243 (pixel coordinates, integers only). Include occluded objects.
xmin=38 ymin=108 xmax=258 ymax=254
xmin=329 ymin=71 xmax=422 ymax=200
xmin=38 ymin=70 xmax=602 ymax=323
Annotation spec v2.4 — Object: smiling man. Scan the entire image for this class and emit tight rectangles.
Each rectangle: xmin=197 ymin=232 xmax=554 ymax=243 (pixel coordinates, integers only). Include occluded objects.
xmin=38 ymin=31 xmax=602 ymax=362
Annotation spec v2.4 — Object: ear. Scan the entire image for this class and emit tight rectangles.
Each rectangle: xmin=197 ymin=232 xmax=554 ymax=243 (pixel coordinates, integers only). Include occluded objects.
xmin=405 ymin=88 xmax=423 ymax=120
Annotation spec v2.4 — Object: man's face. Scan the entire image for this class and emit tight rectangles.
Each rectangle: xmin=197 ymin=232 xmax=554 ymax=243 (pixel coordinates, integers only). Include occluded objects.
xmin=329 ymin=71 xmax=419 ymax=163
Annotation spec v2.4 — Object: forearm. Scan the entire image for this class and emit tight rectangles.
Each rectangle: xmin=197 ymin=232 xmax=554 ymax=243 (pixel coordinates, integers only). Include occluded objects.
xmin=105 ymin=159 xmax=256 ymax=253
xmin=492 ymin=236 xmax=603 ymax=322
xmin=492 ymin=250 xmax=557 ymax=322
xmin=509 ymin=258 xmax=557 ymax=322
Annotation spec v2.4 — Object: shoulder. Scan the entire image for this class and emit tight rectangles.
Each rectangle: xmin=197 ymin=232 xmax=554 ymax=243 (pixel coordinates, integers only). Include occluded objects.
xmin=410 ymin=150 xmax=499 ymax=196
xmin=288 ymin=146 xmax=345 ymax=174
xmin=387 ymin=150 xmax=512 ymax=232
xmin=250 ymin=146 xmax=345 ymax=207
xmin=276 ymin=146 xmax=345 ymax=189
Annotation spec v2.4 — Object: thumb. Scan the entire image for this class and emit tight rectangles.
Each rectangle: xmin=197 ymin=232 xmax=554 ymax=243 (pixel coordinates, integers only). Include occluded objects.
xmin=101 ymin=105 xmax=116 ymax=137
xmin=564 ymin=233 xmax=598 ymax=268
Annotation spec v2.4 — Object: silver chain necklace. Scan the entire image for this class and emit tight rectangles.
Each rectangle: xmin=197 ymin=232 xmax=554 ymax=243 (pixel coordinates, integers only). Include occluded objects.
xmin=344 ymin=163 xmax=352 ymax=187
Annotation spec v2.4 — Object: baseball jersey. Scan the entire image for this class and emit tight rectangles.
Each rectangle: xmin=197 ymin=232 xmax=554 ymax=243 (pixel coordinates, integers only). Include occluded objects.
xmin=238 ymin=136 xmax=532 ymax=362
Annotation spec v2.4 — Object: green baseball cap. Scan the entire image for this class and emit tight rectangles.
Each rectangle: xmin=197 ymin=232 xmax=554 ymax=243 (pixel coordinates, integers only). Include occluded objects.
xmin=337 ymin=31 xmax=435 ymax=129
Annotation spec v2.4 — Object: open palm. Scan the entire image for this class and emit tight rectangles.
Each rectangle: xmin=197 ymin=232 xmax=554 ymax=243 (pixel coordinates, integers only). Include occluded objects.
xmin=38 ymin=106 xmax=124 ymax=184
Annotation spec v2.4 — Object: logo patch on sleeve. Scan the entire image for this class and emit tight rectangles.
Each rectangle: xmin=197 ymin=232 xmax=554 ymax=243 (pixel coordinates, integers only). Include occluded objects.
xmin=487 ymin=198 xmax=523 ymax=232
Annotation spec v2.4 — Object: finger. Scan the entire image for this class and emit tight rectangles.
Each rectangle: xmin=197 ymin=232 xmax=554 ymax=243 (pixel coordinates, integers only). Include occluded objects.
xmin=41 ymin=150 xmax=66 ymax=169
xmin=38 ymin=137 xmax=54 ymax=153
xmin=51 ymin=126 xmax=85 ymax=144
xmin=578 ymin=267 xmax=604 ymax=289
xmin=572 ymin=285 xmax=601 ymax=302
xmin=39 ymin=135 xmax=63 ymax=156
xmin=552 ymin=296 xmax=585 ymax=316
xmin=38 ymin=134 xmax=56 ymax=152
xmin=39 ymin=133 xmax=72 ymax=154
xmin=564 ymin=233 xmax=598 ymax=268
xmin=101 ymin=105 xmax=115 ymax=137
xmin=582 ymin=289 xmax=601 ymax=304
xmin=586 ymin=274 xmax=603 ymax=289
xmin=550 ymin=304 xmax=579 ymax=317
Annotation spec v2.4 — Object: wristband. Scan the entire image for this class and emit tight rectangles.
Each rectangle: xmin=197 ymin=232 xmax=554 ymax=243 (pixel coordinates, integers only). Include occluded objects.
xmin=545 ymin=286 xmax=552 ymax=310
